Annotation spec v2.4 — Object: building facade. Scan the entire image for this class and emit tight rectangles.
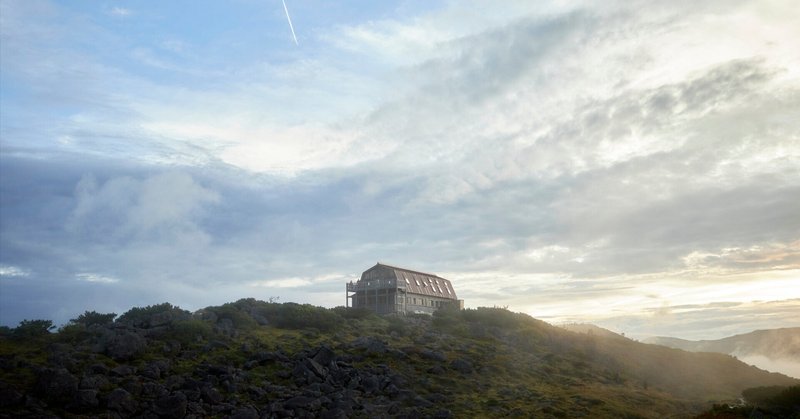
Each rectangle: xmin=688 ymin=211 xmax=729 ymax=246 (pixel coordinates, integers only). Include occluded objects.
xmin=346 ymin=263 xmax=463 ymax=315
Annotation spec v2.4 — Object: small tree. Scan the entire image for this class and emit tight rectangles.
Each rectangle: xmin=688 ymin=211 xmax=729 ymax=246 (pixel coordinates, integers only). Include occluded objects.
xmin=70 ymin=311 xmax=117 ymax=327
xmin=13 ymin=319 xmax=55 ymax=337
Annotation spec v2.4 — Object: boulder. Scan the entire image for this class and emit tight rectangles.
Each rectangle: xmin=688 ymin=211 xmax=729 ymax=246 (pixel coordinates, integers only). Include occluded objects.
xmin=420 ymin=350 xmax=447 ymax=362
xmin=312 ymin=345 xmax=338 ymax=367
xmin=200 ymin=386 xmax=224 ymax=404
xmin=34 ymin=368 xmax=78 ymax=402
xmin=350 ymin=336 xmax=387 ymax=354
xmin=0 ymin=381 xmax=24 ymax=407
xmin=106 ymin=330 xmax=147 ymax=361
xmin=80 ymin=374 xmax=111 ymax=390
xmin=111 ymin=364 xmax=136 ymax=377
xmin=230 ymin=406 xmax=260 ymax=419
xmin=449 ymin=358 xmax=473 ymax=374
xmin=106 ymin=388 xmax=138 ymax=414
xmin=153 ymin=392 xmax=188 ymax=419
xmin=71 ymin=389 xmax=99 ymax=409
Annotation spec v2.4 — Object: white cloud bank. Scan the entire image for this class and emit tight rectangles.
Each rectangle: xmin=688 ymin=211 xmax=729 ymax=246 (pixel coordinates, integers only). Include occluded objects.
xmin=0 ymin=0 xmax=798 ymax=343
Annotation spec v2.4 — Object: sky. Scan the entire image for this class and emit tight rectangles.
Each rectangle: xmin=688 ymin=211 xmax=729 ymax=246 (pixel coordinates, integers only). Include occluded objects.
xmin=1 ymin=0 xmax=799 ymax=342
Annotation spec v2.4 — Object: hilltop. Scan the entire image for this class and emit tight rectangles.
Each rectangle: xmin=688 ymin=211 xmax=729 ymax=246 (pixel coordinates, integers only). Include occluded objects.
xmin=1 ymin=300 xmax=797 ymax=418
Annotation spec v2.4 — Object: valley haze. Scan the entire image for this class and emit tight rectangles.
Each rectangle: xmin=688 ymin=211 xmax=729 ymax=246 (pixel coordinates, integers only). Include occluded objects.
xmin=1 ymin=0 xmax=799 ymax=361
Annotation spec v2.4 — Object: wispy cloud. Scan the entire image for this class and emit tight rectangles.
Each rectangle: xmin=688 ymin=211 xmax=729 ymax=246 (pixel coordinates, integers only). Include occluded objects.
xmin=0 ymin=265 xmax=30 ymax=278
xmin=76 ymin=273 xmax=120 ymax=284
xmin=108 ymin=7 xmax=132 ymax=17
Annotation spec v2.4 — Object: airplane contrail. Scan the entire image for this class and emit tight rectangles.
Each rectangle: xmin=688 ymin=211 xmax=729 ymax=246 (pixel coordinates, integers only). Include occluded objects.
xmin=281 ymin=0 xmax=299 ymax=45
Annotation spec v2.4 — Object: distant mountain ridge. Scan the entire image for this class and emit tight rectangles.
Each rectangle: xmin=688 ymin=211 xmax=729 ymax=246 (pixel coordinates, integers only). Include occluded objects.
xmin=644 ymin=327 xmax=800 ymax=379
xmin=644 ymin=327 xmax=800 ymax=360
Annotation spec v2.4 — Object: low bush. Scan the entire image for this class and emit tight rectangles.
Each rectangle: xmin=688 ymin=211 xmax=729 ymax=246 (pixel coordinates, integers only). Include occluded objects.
xmin=273 ymin=303 xmax=342 ymax=332
xmin=70 ymin=310 xmax=117 ymax=326
xmin=331 ymin=306 xmax=375 ymax=320
xmin=56 ymin=323 xmax=90 ymax=343
xmin=12 ymin=319 xmax=55 ymax=338
xmin=206 ymin=302 xmax=259 ymax=331
xmin=117 ymin=303 xmax=190 ymax=327
xmin=171 ymin=319 xmax=214 ymax=346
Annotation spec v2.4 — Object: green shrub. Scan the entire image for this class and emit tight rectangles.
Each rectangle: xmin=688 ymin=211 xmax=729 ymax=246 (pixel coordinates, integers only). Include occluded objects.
xmin=171 ymin=319 xmax=213 ymax=346
xmin=117 ymin=303 xmax=189 ymax=327
xmin=70 ymin=310 xmax=117 ymax=326
xmin=207 ymin=302 xmax=259 ymax=330
xmin=273 ymin=303 xmax=342 ymax=332
xmin=385 ymin=316 xmax=409 ymax=336
xmin=743 ymin=385 xmax=800 ymax=411
xmin=56 ymin=323 xmax=88 ymax=341
xmin=12 ymin=319 xmax=55 ymax=338
xmin=330 ymin=306 xmax=375 ymax=320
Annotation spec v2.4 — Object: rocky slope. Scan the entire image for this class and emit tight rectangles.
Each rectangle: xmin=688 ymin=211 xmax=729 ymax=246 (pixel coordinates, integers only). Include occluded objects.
xmin=1 ymin=300 xmax=797 ymax=418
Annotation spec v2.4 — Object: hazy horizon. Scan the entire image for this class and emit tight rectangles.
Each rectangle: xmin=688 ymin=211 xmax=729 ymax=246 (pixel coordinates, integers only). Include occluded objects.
xmin=1 ymin=1 xmax=799 ymax=346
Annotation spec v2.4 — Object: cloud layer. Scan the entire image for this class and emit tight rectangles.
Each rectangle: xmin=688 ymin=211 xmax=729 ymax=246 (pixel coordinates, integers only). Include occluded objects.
xmin=1 ymin=0 xmax=798 ymax=340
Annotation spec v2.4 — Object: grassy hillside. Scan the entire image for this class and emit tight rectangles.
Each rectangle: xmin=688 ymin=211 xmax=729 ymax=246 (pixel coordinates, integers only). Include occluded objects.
xmin=1 ymin=300 xmax=797 ymax=418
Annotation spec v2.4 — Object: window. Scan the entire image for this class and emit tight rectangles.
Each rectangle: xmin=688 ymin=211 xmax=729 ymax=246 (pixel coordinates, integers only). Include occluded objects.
xmin=405 ymin=277 xmax=410 ymax=284
xmin=415 ymin=279 xmax=421 ymax=286
xmin=413 ymin=298 xmax=417 ymax=305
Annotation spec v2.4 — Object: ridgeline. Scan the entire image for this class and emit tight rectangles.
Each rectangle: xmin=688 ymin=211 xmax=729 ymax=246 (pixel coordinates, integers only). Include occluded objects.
xmin=1 ymin=299 xmax=798 ymax=418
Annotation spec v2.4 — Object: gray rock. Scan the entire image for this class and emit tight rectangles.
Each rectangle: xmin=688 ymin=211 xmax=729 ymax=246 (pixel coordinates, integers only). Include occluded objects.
xmin=449 ymin=358 xmax=473 ymax=374
xmin=292 ymin=362 xmax=321 ymax=384
xmin=35 ymin=367 xmax=78 ymax=402
xmin=412 ymin=395 xmax=434 ymax=407
xmin=165 ymin=374 xmax=186 ymax=390
xmin=427 ymin=365 xmax=446 ymax=374
xmin=305 ymin=357 xmax=327 ymax=378
xmin=154 ymin=392 xmax=188 ymax=419
xmin=122 ymin=378 xmax=143 ymax=397
xmin=80 ymin=374 xmax=111 ymax=390
xmin=107 ymin=388 xmax=138 ymax=414
xmin=361 ymin=375 xmax=379 ymax=394
xmin=320 ymin=407 xmax=348 ymax=419
xmin=284 ymin=395 xmax=320 ymax=410
xmin=230 ymin=406 xmax=260 ymax=419
xmin=111 ymin=364 xmax=136 ymax=377
xmin=350 ymin=336 xmax=387 ymax=354
xmin=142 ymin=382 xmax=168 ymax=398
xmin=72 ymin=389 xmax=99 ymax=409
xmin=88 ymin=363 xmax=110 ymax=374
xmin=106 ymin=330 xmax=147 ymax=360
xmin=312 ymin=345 xmax=337 ymax=367
xmin=0 ymin=381 xmax=24 ymax=407
xmin=420 ymin=350 xmax=447 ymax=362
xmin=201 ymin=386 xmax=224 ymax=404
xmin=141 ymin=364 xmax=161 ymax=380
xmin=434 ymin=409 xmax=453 ymax=418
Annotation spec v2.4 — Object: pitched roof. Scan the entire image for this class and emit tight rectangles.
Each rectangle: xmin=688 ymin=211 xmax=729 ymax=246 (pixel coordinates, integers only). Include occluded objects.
xmin=362 ymin=263 xmax=457 ymax=300
xmin=372 ymin=262 xmax=444 ymax=279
